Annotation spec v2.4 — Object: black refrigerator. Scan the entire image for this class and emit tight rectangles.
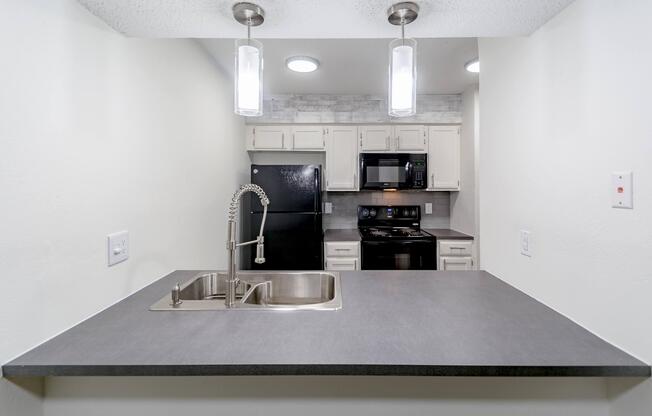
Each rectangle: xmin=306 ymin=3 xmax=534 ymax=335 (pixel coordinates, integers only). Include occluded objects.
xmin=242 ymin=164 xmax=323 ymax=270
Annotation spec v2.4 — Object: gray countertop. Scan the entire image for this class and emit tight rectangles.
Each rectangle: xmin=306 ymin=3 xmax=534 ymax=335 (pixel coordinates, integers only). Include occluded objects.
xmin=3 ymin=270 xmax=648 ymax=378
xmin=324 ymin=229 xmax=361 ymax=242
xmin=424 ymin=228 xmax=474 ymax=239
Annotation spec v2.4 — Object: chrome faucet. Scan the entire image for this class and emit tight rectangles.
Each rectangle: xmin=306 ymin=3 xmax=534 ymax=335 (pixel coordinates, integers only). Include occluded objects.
xmin=226 ymin=184 xmax=270 ymax=308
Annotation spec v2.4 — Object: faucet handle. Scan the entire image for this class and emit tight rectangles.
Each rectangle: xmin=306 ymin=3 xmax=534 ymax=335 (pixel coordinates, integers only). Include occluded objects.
xmin=255 ymin=240 xmax=265 ymax=264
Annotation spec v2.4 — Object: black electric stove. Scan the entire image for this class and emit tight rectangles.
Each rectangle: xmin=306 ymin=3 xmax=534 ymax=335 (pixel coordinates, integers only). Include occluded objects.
xmin=358 ymin=205 xmax=436 ymax=270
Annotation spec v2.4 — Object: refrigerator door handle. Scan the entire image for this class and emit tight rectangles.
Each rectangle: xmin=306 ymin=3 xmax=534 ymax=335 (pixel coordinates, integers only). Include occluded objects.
xmin=314 ymin=168 xmax=320 ymax=212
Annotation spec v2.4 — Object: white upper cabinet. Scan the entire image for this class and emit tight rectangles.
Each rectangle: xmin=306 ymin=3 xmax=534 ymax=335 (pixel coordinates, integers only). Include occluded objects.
xmin=359 ymin=125 xmax=427 ymax=153
xmin=325 ymin=126 xmax=358 ymax=191
xmin=394 ymin=125 xmax=427 ymax=152
xmin=428 ymin=126 xmax=460 ymax=191
xmin=247 ymin=126 xmax=290 ymax=151
xmin=359 ymin=126 xmax=392 ymax=152
xmin=291 ymin=126 xmax=326 ymax=151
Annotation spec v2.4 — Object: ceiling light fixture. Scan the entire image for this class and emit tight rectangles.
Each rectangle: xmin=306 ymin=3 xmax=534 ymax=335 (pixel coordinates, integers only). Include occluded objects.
xmin=286 ymin=56 xmax=320 ymax=73
xmin=387 ymin=2 xmax=419 ymax=118
xmin=465 ymin=58 xmax=480 ymax=73
xmin=233 ymin=2 xmax=265 ymax=117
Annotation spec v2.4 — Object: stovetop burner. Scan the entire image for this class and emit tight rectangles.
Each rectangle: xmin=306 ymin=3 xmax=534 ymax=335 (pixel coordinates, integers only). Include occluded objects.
xmin=357 ymin=205 xmax=433 ymax=241
xmin=359 ymin=227 xmax=433 ymax=240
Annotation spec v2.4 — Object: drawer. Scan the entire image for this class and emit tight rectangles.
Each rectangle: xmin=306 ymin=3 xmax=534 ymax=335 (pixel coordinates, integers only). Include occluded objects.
xmin=439 ymin=256 xmax=473 ymax=271
xmin=326 ymin=257 xmax=358 ymax=271
xmin=439 ymin=240 xmax=473 ymax=256
xmin=325 ymin=241 xmax=359 ymax=257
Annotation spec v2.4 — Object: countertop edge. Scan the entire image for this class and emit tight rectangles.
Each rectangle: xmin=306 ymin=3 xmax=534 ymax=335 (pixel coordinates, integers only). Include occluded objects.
xmin=4 ymin=364 xmax=650 ymax=378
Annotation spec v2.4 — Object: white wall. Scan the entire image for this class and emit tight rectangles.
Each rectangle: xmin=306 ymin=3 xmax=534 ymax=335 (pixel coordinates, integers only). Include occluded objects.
xmin=478 ymin=0 xmax=652 ymax=414
xmin=0 ymin=0 xmax=248 ymax=413
xmin=450 ymin=84 xmax=479 ymax=237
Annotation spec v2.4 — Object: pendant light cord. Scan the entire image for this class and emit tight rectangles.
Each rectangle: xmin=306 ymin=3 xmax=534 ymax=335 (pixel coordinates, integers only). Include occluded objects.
xmin=401 ymin=17 xmax=405 ymax=45
xmin=247 ymin=17 xmax=251 ymax=45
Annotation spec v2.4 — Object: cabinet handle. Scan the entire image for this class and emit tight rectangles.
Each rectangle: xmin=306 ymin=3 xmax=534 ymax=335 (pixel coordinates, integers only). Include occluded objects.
xmin=282 ymin=133 xmax=285 ymax=149
xmin=431 ymin=173 xmax=434 ymax=187
xmin=386 ymin=136 xmax=390 ymax=150
xmin=397 ymin=136 xmax=400 ymax=149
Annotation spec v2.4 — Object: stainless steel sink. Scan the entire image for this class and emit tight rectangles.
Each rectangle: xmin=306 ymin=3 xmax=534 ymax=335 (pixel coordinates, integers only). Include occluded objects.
xmin=150 ymin=271 xmax=342 ymax=311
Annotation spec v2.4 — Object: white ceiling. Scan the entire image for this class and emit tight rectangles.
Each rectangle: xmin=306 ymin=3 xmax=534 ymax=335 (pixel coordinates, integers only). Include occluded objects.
xmin=201 ymin=38 xmax=479 ymax=95
xmin=79 ymin=0 xmax=575 ymax=38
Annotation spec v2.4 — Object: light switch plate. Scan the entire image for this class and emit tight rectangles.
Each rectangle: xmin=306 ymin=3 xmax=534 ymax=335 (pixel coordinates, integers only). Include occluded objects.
xmin=425 ymin=203 xmax=433 ymax=215
xmin=612 ymin=171 xmax=633 ymax=209
xmin=108 ymin=231 xmax=129 ymax=266
xmin=324 ymin=202 xmax=333 ymax=214
xmin=520 ymin=230 xmax=531 ymax=257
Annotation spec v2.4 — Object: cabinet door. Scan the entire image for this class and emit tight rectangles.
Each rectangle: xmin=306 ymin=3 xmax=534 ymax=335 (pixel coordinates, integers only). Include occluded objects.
xmin=395 ymin=125 xmax=427 ymax=152
xmin=428 ymin=126 xmax=460 ymax=190
xmin=439 ymin=256 xmax=473 ymax=271
xmin=359 ymin=126 xmax=392 ymax=152
xmin=251 ymin=126 xmax=288 ymax=150
xmin=326 ymin=126 xmax=358 ymax=191
xmin=291 ymin=126 xmax=325 ymax=150
xmin=325 ymin=257 xmax=358 ymax=271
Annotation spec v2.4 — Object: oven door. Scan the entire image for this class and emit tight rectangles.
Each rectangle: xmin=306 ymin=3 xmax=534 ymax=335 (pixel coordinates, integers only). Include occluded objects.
xmin=360 ymin=153 xmax=413 ymax=190
xmin=361 ymin=240 xmax=436 ymax=270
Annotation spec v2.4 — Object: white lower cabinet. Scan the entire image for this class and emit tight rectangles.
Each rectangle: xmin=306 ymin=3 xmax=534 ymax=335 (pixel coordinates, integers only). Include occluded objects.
xmin=324 ymin=241 xmax=360 ymax=271
xmin=439 ymin=256 xmax=474 ymax=271
xmin=437 ymin=239 xmax=475 ymax=271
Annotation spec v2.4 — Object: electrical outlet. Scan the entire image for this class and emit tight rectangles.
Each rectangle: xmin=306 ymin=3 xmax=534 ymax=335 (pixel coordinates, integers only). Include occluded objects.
xmin=324 ymin=202 xmax=333 ymax=214
xmin=424 ymin=203 xmax=433 ymax=215
xmin=108 ymin=231 xmax=129 ymax=266
xmin=520 ymin=230 xmax=531 ymax=257
xmin=612 ymin=171 xmax=633 ymax=209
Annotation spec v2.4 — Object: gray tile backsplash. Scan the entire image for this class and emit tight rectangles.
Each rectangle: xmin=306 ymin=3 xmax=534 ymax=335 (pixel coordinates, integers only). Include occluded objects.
xmin=323 ymin=191 xmax=450 ymax=229
xmin=247 ymin=94 xmax=462 ymax=124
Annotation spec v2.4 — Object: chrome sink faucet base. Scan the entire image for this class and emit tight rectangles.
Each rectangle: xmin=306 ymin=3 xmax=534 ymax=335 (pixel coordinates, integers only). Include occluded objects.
xmin=226 ymin=184 xmax=270 ymax=308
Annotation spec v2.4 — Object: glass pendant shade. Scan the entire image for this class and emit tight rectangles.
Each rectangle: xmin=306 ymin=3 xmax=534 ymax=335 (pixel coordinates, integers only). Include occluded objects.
xmin=388 ymin=38 xmax=417 ymax=117
xmin=234 ymin=38 xmax=263 ymax=117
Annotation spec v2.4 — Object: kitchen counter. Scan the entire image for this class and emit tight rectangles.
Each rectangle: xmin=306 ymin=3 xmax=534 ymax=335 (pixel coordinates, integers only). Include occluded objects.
xmin=324 ymin=229 xmax=361 ymax=242
xmin=3 ymin=270 xmax=648 ymax=378
xmin=424 ymin=228 xmax=474 ymax=239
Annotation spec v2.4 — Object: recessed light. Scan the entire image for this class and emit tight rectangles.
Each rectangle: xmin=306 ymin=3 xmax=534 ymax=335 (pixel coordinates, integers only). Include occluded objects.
xmin=465 ymin=58 xmax=480 ymax=73
xmin=286 ymin=56 xmax=320 ymax=73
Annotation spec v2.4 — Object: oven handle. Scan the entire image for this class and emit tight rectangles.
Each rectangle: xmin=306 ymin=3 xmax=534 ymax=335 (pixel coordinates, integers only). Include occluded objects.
xmin=362 ymin=240 xmax=434 ymax=245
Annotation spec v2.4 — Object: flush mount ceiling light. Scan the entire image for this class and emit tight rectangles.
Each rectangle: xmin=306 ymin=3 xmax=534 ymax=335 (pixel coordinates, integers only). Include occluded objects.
xmin=387 ymin=2 xmax=419 ymax=118
xmin=465 ymin=58 xmax=480 ymax=73
xmin=233 ymin=2 xmax=265 ymax=117
xmin=286 ymin=56 xmax=320 ymax=73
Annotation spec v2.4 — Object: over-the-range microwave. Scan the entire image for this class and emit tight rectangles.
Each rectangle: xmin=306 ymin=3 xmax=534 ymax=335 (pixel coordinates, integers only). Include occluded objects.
xmin=359 ymin=153 xmax=427 ymax=190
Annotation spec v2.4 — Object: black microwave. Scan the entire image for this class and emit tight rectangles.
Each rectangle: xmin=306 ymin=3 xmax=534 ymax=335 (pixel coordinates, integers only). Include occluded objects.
xmin=359 ymin=153 xmax=427 ymax=190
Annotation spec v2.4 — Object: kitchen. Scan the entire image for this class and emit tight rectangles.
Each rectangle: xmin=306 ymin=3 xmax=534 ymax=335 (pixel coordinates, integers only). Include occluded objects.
xmin=2 ymin=1 xmax=651 ymax=416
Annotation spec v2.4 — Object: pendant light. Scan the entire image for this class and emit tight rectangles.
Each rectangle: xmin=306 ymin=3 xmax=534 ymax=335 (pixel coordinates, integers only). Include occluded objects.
xmin=233 ymin=2 xmax=265 ymax=117
xmin=387 ymin=2 xmax=418 ymax=117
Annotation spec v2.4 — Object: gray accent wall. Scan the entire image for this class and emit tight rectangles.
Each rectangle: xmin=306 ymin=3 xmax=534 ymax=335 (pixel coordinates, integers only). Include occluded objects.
xmin=247 ymin=94 xmax=462 ymax=124
xmin=324 ymin=191 xmax=450 ymax=230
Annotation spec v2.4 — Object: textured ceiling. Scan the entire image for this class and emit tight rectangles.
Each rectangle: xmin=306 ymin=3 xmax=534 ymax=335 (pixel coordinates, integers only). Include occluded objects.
xmin=79 ymin=0 xmax=575 ymax=38
xmin=200 ymin=38 xmax=479 ymax=95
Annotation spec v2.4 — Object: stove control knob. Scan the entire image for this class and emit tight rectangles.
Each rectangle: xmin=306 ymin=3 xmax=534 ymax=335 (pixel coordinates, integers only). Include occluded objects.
xmin=361 ymin=208 xmax=370 ymax=218
xmin=411 ymin=209 xmax=417 ymax=217
xmin=369 ymin=208 xmax=377 ymax=217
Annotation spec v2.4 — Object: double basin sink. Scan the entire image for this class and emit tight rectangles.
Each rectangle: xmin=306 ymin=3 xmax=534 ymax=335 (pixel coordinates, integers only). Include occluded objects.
xmin=150 ymin=271 xmax=342 ymax=311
